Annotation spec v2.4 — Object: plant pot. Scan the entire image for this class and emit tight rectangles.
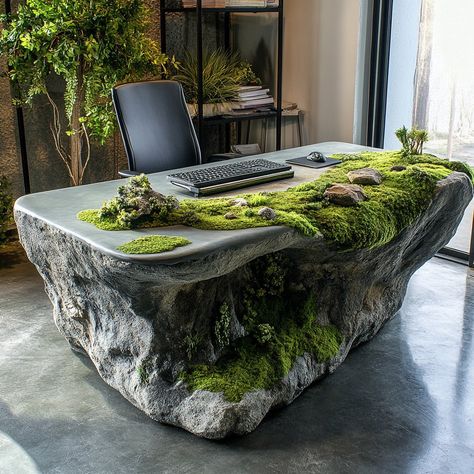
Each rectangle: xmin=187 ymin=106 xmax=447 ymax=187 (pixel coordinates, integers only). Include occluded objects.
xmin=187 ymin=102 xmax=234 ymax=118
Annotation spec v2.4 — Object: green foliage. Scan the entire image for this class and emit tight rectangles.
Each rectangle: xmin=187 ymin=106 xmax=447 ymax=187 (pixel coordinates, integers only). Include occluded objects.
xmin=78 ymin=151 xmax=473 ymax=251
xmin=234 ymin=59 xmax=262 ymax=87
xmin=254 ymin=323 xmax=275 ymax=345
xmin=0 ymin=0 xmax=172 ymax=143
xmin=183 ymin=333 xmax=203 ymax=362
xmin=181 ymin=255 xmax=342 ymax=402
xmin=395 ymin=126 xmax=429 ymax=157
xmin=0 ymin=176 xmax=13 ymax=245
xmin=180 ymin=255 xmax=342 ymax=402
xmin=137 ymin=362 xmax=150 ymax=385
xmin=100 ymin=174 xmax=179 ymax=228
xmin=174 ymin=49 xmax=261 ymax=104
xmin=117 ymin=235 xmax=191 ymax=255
xmin=215 ymin=303 xmax=232 ymax=349
xmin=246 ymin=193 xmax=270 ymax=207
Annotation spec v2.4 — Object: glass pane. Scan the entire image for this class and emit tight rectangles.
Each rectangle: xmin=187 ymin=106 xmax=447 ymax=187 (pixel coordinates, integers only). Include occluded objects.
xmin=385 ymin=0 xmax=473 ymax=254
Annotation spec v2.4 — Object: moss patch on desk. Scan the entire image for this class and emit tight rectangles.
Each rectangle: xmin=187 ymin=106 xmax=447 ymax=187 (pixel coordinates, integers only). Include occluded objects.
xmin=181 ymin=253 xmax=343 ymax=402
xmin=117 ymin=235 xmax=191 ymax=254
xmin=78 ymin=151 xmax=473 ymax=251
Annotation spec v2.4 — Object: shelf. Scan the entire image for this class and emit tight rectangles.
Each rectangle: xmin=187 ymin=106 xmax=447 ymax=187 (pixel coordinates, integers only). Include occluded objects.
xmin=164 ymin=7 xmax=280 ymax=13
xmin=160 ymin=0 xmax=284 ymax=154
xmin=197 ymin=110 xmax=277 ymax=126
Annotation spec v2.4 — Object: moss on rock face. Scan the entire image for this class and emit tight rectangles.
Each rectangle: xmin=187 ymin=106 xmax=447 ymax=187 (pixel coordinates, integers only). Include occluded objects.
xmin=78 ymin=151 xmax=473 ymax=251
xmin=180 ymin=253 xmax=343 ymax=403
xmin=181 ymin=323 xmax=341 ymax=403
xmin=117 ymin=235 xmax=191 ymax=254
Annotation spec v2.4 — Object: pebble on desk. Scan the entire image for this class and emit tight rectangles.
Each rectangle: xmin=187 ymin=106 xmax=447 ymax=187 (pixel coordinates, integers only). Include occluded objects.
xmin=258 ymin=207 xmax=277 ymax=220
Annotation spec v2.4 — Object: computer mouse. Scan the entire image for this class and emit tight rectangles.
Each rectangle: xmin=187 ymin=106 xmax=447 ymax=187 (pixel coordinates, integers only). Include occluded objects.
xmin=307 ymin=151 xmax=327 ymax=163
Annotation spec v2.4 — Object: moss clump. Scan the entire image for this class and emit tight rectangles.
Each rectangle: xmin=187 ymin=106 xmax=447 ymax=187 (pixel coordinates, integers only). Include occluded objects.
xmin=215 ymin=303 xmax=232 ymax=349
xmin=137 ymin=363 xmax=150 ymax=385
xmin=117 ymin=235 xmax=191 ymax=254
xmin=100 ymin=174 xmax=179 ymax=228
xmin=180 ymin=253 xmax=343 ymax=403
xmin=78 ymin=151 xmax=473 ymax=251
xmin=181 ymin=298 xmax=342 ymax=403
xmin=254 ymin=323 xmax=275 ymax=344
xmin=182 ymin=333 xmax=203 ymax=362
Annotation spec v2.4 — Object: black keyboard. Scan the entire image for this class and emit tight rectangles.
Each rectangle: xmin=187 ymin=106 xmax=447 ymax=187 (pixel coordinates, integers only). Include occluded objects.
xmin=167 ymin=159 xmax=294 ymax=196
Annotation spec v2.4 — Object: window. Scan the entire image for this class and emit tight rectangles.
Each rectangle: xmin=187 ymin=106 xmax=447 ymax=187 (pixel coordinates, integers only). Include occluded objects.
xmin=384 ymin=0 xmax=474 ymax=257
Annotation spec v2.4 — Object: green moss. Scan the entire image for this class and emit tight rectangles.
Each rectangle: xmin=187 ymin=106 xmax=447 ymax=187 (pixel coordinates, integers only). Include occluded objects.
xmin=78 ymin=209 xmax=126 ymax=231
xmin=78 ymin=151 xmax=473 ymax=251
xmin=117 ymin=235 xmax=191 ymax=254
xmin=215 ymin=303 xmax=231 ymax=349
xmin=181 ymin=312 xmax=341 ymax=403
xmin=137 ymin=364 xmax=149 ymax=385
xmin=180 ymin=254 xmax=343 ymax=403
xmin=182 ymin=333 xmax=203 ymax=362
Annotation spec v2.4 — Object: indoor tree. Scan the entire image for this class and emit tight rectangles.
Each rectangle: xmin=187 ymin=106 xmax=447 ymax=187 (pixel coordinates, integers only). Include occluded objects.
xmin=0 ymin=0 xmax=173 ymax=186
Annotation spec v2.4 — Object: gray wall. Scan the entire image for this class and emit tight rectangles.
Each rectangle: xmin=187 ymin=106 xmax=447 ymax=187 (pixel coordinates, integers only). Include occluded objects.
xmin=235 ymin=0 xmax=361 ymax=149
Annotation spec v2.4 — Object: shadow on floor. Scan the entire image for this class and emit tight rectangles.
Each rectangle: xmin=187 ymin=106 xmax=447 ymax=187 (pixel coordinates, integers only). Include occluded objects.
xmin=0 ymin=238 xmax=25 ymax=269
xmin=0 ymin=316 xmax=437 ymax=474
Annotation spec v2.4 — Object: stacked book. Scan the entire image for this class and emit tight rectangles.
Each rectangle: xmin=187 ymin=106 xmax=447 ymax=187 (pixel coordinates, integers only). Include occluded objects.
xmin=232 ymin=85 xmax=274 ymax=112
xmin=182 ymin=0 xmax=225 ymax=8
xmin=182 ymin=0 xmax=278 ymax=7
xmin=226 ymin=0 xmax=278 ymax=6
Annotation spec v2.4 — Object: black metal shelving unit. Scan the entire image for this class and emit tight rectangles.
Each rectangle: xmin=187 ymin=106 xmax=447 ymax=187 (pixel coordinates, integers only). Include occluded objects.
xmin=159 ymin=0 xmax=284 ymax=160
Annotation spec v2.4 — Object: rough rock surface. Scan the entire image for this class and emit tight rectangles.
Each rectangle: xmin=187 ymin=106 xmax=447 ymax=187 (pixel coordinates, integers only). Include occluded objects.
xmin=15 ymin=173 xmax=473 ymax=439
xmin=324 ymin=183 xmax=367 ymax=206
xmin=347 ymin=167 xmax=383 ymax=185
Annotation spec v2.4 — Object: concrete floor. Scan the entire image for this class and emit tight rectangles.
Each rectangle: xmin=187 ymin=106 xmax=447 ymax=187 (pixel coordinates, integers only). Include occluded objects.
xmin=1 ymin=242 xmax=473 ymax=474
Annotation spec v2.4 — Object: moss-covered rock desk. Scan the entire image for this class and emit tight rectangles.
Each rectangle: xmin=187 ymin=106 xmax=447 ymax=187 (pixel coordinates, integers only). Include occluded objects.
xmin=14 ymin=142 xmax=473 ymax=439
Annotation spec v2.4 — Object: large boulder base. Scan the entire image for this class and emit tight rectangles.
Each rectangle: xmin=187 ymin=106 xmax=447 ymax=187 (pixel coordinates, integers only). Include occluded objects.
xmin=15 ymin=173 xmax=473 ymax=439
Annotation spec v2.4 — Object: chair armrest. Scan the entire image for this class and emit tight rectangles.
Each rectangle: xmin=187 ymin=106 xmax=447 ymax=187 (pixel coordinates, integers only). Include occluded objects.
xmin=118 ymin=170 xmax=142 ymax=178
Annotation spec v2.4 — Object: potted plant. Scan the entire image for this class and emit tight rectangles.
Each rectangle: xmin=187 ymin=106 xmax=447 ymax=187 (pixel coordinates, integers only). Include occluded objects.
xmin=174 ymin=49 xmax=261 ymax=117
xmin=0 ymin=0 xmax=174 ymax=186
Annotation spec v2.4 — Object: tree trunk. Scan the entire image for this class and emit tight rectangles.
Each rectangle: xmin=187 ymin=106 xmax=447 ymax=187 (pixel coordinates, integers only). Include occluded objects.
xmin=412 ymin=0 xmax=434 ymax=129
xmin=70 ymin=62 xmax=86 ymax=186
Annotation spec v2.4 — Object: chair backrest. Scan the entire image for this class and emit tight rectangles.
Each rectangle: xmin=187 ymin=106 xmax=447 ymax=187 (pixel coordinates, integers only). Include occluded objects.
xmin=112 ymin=80 xmax=201 ymax=173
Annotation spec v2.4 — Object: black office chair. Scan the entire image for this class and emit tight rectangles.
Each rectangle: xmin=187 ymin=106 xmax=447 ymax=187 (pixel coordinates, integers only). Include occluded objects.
xmin=112 ymin=80 xmax=202 ymax=177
